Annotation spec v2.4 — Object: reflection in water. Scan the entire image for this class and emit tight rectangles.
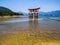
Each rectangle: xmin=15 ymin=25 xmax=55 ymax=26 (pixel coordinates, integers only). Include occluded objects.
xmin=29 ymin=17 xmax=38 ymax=30
xmin=34 ymin=18 xmax=38 ymax=27
xmin=0 ymin=17 xmax=60 ymax=31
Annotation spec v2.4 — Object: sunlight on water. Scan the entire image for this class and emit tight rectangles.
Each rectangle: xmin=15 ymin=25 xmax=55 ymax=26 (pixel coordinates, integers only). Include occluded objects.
xmin=3 ymin=18 xmax=43 ymax=23
xmin=4 ymin=19 xmax=29 ymax=23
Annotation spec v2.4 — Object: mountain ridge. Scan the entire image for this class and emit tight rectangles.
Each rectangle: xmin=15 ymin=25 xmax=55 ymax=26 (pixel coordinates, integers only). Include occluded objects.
xmin=38 ymin=10 xmax=60 ymax=16
xmin=0 ymin=6 xmax=23 ymax=16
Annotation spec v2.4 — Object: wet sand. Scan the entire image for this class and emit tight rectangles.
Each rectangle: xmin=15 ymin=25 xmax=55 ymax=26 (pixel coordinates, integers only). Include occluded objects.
xmin=0 ymin=18 xmax=60 ymax=45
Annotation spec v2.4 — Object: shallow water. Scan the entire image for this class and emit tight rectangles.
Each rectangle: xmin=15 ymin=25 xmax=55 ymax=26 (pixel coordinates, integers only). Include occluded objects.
xmin=0 ymin=17 xmax=60 ymax=45
xmin=0 ymin=17 xmax=60 ymax=33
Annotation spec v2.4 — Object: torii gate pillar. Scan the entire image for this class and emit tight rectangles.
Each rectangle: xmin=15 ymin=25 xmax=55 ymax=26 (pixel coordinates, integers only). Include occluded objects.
xmin=28 ymin=8 xmax=40 ymax=18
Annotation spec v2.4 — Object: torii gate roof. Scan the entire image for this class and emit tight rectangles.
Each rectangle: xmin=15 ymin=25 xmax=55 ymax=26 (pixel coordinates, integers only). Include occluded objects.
xmin=28 ymin=7 xmax=40 ymax=10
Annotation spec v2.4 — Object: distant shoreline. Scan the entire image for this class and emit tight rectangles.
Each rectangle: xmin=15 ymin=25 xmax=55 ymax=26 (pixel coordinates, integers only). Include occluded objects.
xmin=48 ymin=18 xmax=60 ymax=22
xmin=0 ymin=15 xmax=23 ymax=19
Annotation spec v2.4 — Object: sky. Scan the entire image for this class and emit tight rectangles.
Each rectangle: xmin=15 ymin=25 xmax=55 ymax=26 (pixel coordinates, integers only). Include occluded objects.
xmin=0 ymin=0 xmax=60 ymax=13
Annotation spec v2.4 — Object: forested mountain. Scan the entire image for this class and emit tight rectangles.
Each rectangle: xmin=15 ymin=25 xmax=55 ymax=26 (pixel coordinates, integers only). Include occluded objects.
xmin=0 ymin=6 xmax=23 ymax=16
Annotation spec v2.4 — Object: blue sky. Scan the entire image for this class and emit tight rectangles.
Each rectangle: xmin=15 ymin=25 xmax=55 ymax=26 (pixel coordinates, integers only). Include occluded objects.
xmin=0 ymin=0 xmax=60 ymax=13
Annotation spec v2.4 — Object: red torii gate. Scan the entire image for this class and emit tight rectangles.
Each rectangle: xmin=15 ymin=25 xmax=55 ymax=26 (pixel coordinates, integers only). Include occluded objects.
xmin=28 ymin=7 xmax=40 ymax=18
